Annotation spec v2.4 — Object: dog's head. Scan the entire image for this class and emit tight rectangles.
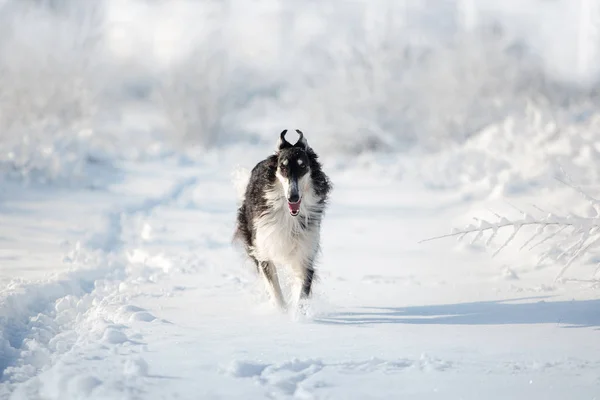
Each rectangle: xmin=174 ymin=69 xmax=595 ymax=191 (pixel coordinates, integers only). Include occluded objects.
xmin=275 ymin=129 xmax=310 ymax=217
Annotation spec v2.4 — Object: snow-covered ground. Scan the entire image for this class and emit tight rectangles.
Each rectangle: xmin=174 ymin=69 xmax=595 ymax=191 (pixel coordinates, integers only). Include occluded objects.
xmin=2 ymin=144 xmax=600 ymax=399
xmin=2 ymin=0 xmax=600 ymax=398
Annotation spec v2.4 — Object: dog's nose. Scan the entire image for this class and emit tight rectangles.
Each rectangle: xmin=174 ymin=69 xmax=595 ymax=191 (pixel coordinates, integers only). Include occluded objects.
xmin=288 ymin=193 xmax=300 ymax=203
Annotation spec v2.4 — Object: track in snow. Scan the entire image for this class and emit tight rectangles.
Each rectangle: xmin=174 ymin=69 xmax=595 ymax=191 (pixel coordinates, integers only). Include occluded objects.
xmin=0 ymin=162 xmax=201 ymax=398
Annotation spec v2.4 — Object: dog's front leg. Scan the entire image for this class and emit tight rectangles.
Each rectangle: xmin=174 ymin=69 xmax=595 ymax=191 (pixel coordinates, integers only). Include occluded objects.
xmin=259 ymin=260 xmax=287 ymax=310
xmin=291 ymin=257 xmax=316 ymax=308
xmin=300 ymin=267 xmax=315 ymax=300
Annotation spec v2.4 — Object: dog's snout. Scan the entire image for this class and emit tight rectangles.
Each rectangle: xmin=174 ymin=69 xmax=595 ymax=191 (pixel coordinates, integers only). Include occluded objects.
xmin=288 ymin=193 xmax=300 ymax=203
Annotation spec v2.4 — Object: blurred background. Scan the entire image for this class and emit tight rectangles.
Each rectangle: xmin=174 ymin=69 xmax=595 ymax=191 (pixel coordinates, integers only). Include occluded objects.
xmin=1 ymin=0 xmax=600 ymax=197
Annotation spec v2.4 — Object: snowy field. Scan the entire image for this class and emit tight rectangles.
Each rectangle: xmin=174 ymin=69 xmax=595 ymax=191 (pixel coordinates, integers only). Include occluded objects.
xmin=2 ymin=0 xmax=600 ymax=399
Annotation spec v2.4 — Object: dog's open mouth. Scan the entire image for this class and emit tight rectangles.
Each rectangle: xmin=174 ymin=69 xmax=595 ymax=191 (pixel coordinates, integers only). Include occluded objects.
xmin=288 ymin=200 xmax=301 ymax=216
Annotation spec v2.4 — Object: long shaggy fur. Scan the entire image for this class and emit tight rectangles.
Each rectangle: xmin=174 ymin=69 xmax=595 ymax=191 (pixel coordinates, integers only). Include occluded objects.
xmin=234 ymin=130 xmax=332 ymax=310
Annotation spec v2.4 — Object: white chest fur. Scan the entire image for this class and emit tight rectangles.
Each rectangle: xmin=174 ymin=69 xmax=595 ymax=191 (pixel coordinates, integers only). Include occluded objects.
xmin=251 ymin=179 xmax=322 ymax=268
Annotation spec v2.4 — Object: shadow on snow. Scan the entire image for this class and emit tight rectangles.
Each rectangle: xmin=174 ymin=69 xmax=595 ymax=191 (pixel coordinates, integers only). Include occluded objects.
xmin=315 ymin=296 xmax=600 ymax=328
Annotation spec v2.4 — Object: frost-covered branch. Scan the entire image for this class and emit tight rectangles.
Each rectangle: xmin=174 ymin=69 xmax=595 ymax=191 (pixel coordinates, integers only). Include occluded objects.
xmin=420 ymin=174 xmax=600 ymax=282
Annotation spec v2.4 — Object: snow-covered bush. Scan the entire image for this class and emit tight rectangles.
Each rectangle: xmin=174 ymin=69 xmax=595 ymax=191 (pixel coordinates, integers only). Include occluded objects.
xmin=279 ymin=28 xmax=540 ymax=154
xmin=414 ymin=93 xmax=600 ymax=199
xmin=155 ymin=43 xmax=233 ymax=148
xmin=219 ymin=0 xmax=591 ymax=155
xmin=0 ymin=0 xmax=110 ymax=184
xmin=1 ymin=0 xmax=599 ymax=177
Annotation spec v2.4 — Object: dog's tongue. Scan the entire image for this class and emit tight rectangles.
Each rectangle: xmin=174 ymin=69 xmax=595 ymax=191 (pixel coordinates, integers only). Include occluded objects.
xmin=288 ymin=200 xmax=301 ymax=215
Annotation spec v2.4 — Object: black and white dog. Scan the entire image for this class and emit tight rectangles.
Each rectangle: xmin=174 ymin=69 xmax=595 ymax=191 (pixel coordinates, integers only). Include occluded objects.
xmin=234 ymin=130 xmax=332 ymax=311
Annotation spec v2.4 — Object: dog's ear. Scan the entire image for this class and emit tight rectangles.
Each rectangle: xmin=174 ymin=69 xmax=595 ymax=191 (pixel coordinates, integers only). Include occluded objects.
xmin=277 ymin=130 xmax=292 ymax=151
xmin=294 ymin=129 xmax=309 ymax=150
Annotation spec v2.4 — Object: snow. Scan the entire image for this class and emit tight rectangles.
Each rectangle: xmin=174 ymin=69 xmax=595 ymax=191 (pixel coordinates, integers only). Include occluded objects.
xmin=2 ymin=150 xmax=600 ymax=399
xmin=2 ymin=0 xmax=600 ymax=399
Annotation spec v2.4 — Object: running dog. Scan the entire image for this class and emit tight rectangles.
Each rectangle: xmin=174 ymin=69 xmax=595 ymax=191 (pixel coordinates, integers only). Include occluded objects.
xmin=234 ymin=129 xmax=332 ymax=311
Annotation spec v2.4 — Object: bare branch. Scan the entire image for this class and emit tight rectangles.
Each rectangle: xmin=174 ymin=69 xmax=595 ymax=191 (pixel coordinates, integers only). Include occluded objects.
xmin=420 ymin=173 xmax=600 ymax=283
xmin=418 ymin=218 xmax=573 ymax=244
